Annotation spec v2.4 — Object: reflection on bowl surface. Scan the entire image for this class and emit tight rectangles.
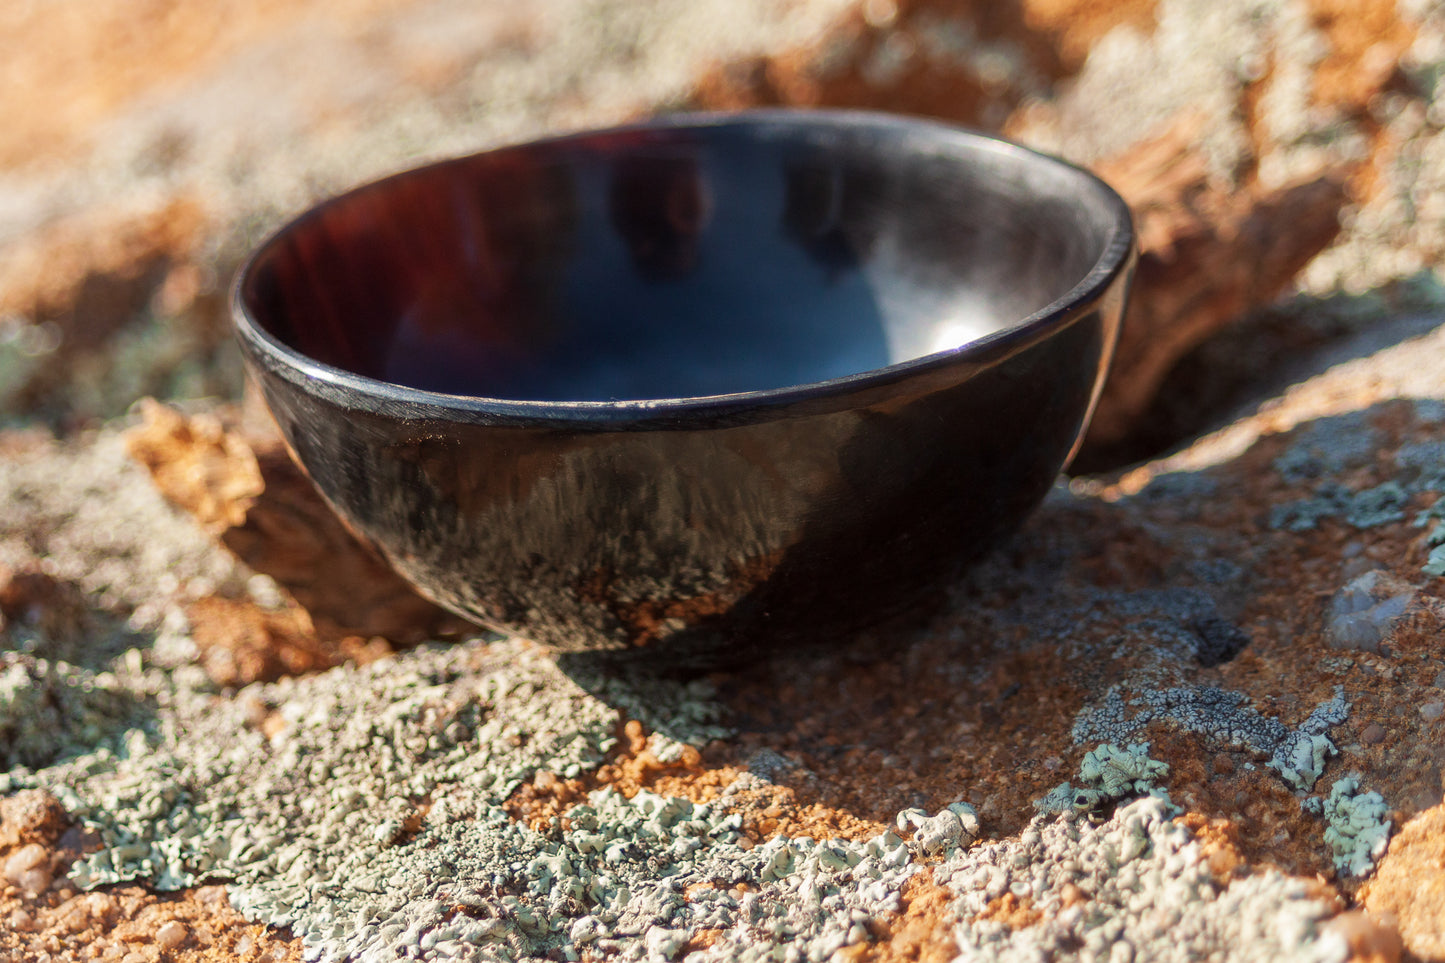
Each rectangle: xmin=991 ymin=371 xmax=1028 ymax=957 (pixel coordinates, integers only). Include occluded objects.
xmin=234 ymin=110 xmax=1135 ymax=663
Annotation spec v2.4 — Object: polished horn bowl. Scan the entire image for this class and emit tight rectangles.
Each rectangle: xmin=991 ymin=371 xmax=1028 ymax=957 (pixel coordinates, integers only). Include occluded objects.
xmin=233 ymin=110 xmax=1135 ymax=664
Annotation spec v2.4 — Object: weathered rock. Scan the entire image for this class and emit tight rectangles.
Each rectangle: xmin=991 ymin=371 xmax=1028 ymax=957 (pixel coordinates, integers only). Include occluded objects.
xmin=1360 ymin=803 xmax=1445 ymax=962
xmin=1 ymin=0 xmax=1431 ymax=453
xmin=7 ymin=313 xmax=1445 ymax=961
xmin=0 ymin=790 xmax=68 ymax=851
xmin=125 ymin=400 xmax=472 ymax=655
xmin=7 ymin=0 xmax=1445 ymax=960
xmin=693 ymin=0 xmax=1419 ymax=461
xmin=1085 ymin=114 xmax=1350 ymax=451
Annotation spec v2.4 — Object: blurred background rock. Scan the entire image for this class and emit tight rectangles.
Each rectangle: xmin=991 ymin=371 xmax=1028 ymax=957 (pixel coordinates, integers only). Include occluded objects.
xmin=2 ymin=0 xmax=1442 ymax=467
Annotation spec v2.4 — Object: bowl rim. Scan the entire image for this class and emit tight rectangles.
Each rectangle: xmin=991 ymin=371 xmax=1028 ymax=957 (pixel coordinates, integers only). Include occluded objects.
xmin=232 ymin=108 xmax=1135 ymax=426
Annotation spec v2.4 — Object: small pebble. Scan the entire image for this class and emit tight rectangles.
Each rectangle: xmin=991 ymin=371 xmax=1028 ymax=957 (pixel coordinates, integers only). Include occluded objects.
xmin=1325 ymin=571 xmax=1415 ymax=653
xmin=4 ymin=842 xmax=53 ymax=896
xmin=1360 ymin=724 xmax=1387 ymax=746
xmin=3 ymin=841 xmax=48 ymax=877
xmin=1323 ymin=910 xmax=1403 ymax=963
xmin=195 ymin=885 xmax=229 ymax=906
xmin=1420 ymin=701 xmax=1445 ymax=723
xmin=155 ymin=919 xmax=190 ymax=951
xmin=1433 ymin=669 xmax=1445 ymax=688
xmin=61 ymin=899 xmax=92 ymax=934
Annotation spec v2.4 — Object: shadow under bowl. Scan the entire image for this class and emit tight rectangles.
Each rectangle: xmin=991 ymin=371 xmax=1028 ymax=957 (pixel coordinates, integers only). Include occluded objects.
xmin=233 ymin=109 xmax=1135 ymax=664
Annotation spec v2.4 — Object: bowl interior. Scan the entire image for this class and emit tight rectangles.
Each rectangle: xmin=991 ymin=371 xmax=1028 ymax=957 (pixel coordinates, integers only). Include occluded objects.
xmin=239 ymin=115 xmax=1121 ymax=403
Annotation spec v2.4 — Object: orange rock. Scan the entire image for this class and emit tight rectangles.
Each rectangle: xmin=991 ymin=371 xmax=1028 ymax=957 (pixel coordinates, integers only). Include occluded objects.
xmin=1360 ymin=804 xmax=1445 ymax=961
xmin=1321 ymin=910 xmax=1403 ymax=963
xmin=124 ymin=399 xmax=263 ymax=535
xmin=1084 ymin=112 xmax=1350 ymax=453
xmin=125 ymin=400 xmax=474 ymax=671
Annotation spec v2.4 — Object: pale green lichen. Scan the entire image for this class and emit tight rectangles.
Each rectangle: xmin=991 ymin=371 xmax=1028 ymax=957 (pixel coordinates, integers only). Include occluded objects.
xmin=7 ymin=635 xmax=981 ymax=961
xmin=0 ymin=654 xmax=149 ymax=771
xmin=1035 ymin=743 xmax=1171 ymax=815
xmin=1071 ymin=687 xmax=1348 ymax=794
xmin=1415 ymin=503 xmax=1445 ymax=575
xmin=1320 ymin=776 xmax=1392 ymax=878
xmin=1269 ymin=481 xmax=1410 ymax=532
xmin=0 ymin=429 xmax=249 ymax=628
xmin=1397 ymin=441 xmax=1445 ymax=493
xmin=41 ymin=639 xmax=633 ymax=893
xmin=896 ymin=802 xmax=980 ymax=856
xmin=944 ymin=797 xmax=1348 ymax=963
xmin=1269 ymin=689 xmax=1350 ymax=792
xmin=1272 ymin=413 xmax=1381 ymax=484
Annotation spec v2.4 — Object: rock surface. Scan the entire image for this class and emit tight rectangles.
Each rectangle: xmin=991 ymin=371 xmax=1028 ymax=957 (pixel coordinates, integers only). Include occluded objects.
xmin=1361 ymin=803 xmax=1445 ymax=959
xmin=17 ymin=318 xmax=1445 ymax=961
xmin=5 ymin=1 xmax=1445 ymax=961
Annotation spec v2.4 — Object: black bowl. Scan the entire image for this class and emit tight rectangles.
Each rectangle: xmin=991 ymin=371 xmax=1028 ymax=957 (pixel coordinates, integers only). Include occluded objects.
xmin=233 ymin=110 xmax=1134 ymax=663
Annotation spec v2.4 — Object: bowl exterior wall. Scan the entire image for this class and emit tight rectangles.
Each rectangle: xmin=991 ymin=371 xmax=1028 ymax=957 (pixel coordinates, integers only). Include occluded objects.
xmin=240 ymin=282 xmax=1124 ymax=662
